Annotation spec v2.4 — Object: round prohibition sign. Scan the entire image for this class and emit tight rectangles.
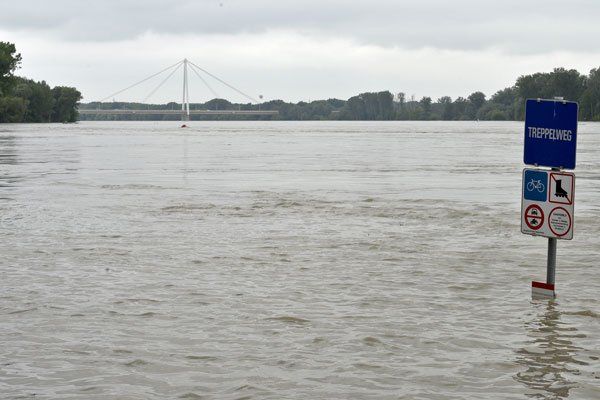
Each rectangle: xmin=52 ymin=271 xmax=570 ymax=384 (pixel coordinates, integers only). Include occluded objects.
xmin=549 ymin=207 xmax=572 ymax=237
xmin=525 ymin=204 xmax=544 ymax=230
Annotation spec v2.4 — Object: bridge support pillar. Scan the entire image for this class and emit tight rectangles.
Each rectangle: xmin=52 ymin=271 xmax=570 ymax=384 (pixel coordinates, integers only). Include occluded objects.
xmin=182 ymin=58 xmax=190 ymax=122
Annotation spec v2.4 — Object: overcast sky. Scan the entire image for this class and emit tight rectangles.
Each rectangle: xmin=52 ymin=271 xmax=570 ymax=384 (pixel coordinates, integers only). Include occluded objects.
xmin=2 ymin=0 xmax=600 ymax=103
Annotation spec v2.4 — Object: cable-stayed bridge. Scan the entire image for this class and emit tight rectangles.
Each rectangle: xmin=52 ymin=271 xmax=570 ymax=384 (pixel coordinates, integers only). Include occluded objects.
xmin=79 ymin=59 xmax=278 ymax=120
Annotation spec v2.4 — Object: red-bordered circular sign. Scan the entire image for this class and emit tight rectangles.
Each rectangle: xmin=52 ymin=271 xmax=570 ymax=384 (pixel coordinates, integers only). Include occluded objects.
xmin=549 ymin=207 xmax=572 ymax=237
xmin=525 ymin=204 xmax=544 ymax=230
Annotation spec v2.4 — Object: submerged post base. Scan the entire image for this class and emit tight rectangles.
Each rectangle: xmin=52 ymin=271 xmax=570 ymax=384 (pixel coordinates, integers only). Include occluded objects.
xmin=532 ymin=281 xmax=556 ymax=299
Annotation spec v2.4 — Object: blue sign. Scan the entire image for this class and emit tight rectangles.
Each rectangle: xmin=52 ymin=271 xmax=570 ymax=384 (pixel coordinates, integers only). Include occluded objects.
xmin=523 ymin=169 xmax=548 ymax=202
xmin=524 ymin=99 xmax=578 ymax=169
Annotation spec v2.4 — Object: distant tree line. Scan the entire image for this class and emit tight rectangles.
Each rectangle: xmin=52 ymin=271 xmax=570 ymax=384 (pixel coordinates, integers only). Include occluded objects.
xmin=397 ymin=67 xmax=599 ymax=121
xmin=81 ymin=66 xmax=600 ymax=122
xmin=0 ymin=42 xmax=81 ymax=123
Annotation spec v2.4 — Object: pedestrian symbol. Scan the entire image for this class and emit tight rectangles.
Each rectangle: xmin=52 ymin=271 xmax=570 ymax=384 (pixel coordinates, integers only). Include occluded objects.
xmin=549 ymin=172 xmax=574 ymax=205
xmin=523 ymin=169 xmax=548 ymax=202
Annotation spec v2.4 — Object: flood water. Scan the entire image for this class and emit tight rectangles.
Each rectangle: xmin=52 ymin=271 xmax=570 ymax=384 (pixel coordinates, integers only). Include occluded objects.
xmin=1 ymin=121 xmax=599 ymax=399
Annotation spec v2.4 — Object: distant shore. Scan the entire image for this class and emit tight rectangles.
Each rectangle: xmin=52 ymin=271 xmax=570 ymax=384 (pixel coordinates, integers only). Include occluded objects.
xmin=78 ymin=65 xmax=600 ymax=122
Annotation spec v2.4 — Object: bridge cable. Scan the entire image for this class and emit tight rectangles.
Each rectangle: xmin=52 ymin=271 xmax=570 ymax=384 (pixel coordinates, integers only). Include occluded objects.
xmin=187 ymin=63 xmax=220 ymax=100
xmin=188 ymin=60 xmax=259 ymax=104
xmin=99 ymin=60 xmax=183 ymax=103
xmin=143 ymin=62 xmax=183 ymax=104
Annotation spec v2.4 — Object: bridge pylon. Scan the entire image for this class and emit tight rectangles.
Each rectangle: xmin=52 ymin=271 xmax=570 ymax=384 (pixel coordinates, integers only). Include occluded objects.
xmin=88 ymin=58 xmax=276 ymax=121
xmin=181 ymin=58 xmax=190 ymax=121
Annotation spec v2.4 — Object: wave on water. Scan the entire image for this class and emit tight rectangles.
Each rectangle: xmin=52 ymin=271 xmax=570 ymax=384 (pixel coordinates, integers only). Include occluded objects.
xmin=101 ymin=184 xmax=173 ymax=190
xmin=161 ymin=203 xmax=216 ymax=213
xmin=265 ymin=316 xmax=310 ymax=325
xmin=565 ymin=310 xmax=600 ymax=319
xmin=124 ymin=359 xmax=149 ymax=367
xmin=185 ymin=355 xmax=219 ymax=361
xmin=4 ymin=121 xmax=600 ymax=399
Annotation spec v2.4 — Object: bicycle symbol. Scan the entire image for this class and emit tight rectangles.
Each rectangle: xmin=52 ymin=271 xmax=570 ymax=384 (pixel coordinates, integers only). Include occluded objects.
xmin=526 ymin=179 xmax=545 ymax=192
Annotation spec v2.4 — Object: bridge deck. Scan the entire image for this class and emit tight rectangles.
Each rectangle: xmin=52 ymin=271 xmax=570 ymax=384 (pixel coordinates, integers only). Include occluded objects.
xmin=79 ymin=109 xmax=278 ymax=116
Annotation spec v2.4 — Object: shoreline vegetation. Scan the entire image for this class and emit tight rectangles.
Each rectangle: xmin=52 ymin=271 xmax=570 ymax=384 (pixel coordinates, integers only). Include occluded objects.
xmin=0 ymin=42 xmax=81 ymax=123
xmin=3 ymin=41 xmax=600 ymax=123
xmin=79 ymin=65 xmax=600 ymax=122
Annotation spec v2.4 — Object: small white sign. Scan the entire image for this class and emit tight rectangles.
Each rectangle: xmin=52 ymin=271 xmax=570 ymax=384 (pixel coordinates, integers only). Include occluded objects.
xmin=521 ymin=168 xmax=575 ymax=240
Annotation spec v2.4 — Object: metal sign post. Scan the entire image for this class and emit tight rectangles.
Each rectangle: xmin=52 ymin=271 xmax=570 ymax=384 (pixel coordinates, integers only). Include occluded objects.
xmin=547 ymin=237 xmax=556 ymax=285
xmin=521 ymin=98 xmax=578 ymax=298
xmin=546 ymin=166 xmax=560 ymax=289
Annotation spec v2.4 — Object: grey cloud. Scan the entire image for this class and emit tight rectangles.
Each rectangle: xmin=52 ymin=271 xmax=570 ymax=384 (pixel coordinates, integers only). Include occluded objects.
xmin=2 ymin=0 xmax=600 ymax=53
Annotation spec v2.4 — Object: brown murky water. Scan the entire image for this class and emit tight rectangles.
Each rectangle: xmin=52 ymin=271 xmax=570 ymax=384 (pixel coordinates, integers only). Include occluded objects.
xmin=1 ymin=121 xmax=599 ymax=399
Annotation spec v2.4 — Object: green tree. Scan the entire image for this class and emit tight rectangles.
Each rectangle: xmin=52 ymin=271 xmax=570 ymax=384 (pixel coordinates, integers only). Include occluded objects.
xmin=362 ymin=92 xmax=379 ymax=118
xmin=437 ymin=96 xmax=454 ymax=120
xmin=468 ymin=91 xmax=486 ymax=109
xmin=0 ymin=41 xmax=22 ymax=96
xmin=419 ymin=96 xmax=432 ymax=119
xmin=466 ymin=91 xmax=486 ymax=119
xmin=376 ymin=91 xmax=394 ymax=119
xmin=580 ymin=67 xmax=600 ymax=120
xmin=344 ymin=94 xmax=366 ymax=119
xmin=205 ymin=98 xmax=232 ymax=110
xmin=477 ymin=102 xmax=507 ymax=120
xmin=514 ymin=68 xmax=587 ymax=119
xmin=489 ymin=87 xmax=518 ymax=120
xmin=549 ymin=68 xmax=586 ymax=101
xmin=13 ymin=78 xmax=55 ymax=122
xmin=395 ymin=92 xmax=407 ymax=119
xmin=52 ymin=86 xmax=82 ymax=122
xmin=0 ymin=96 xmax=26 ymax=122
xmin=339 ymin=91 xmax=394 ymax=120
xmin=490 ymin=87 xmax=517 ymax=107
xmin=452 ymin=97 xmax=469 ymax=120
xmin=514 ymin=68 xmax=585 ymax=101
xmin=516 ymin=73 xmax=548 ymax=100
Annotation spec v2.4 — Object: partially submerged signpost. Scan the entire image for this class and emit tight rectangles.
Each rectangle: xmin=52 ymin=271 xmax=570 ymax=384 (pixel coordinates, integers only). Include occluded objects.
xmin=521 ymin=98 xmax=578 ymax=298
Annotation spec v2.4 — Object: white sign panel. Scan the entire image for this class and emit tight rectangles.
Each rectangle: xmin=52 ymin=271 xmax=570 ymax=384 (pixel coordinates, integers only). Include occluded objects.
xmin=521 ymin=168 xmax=575 ymax=240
